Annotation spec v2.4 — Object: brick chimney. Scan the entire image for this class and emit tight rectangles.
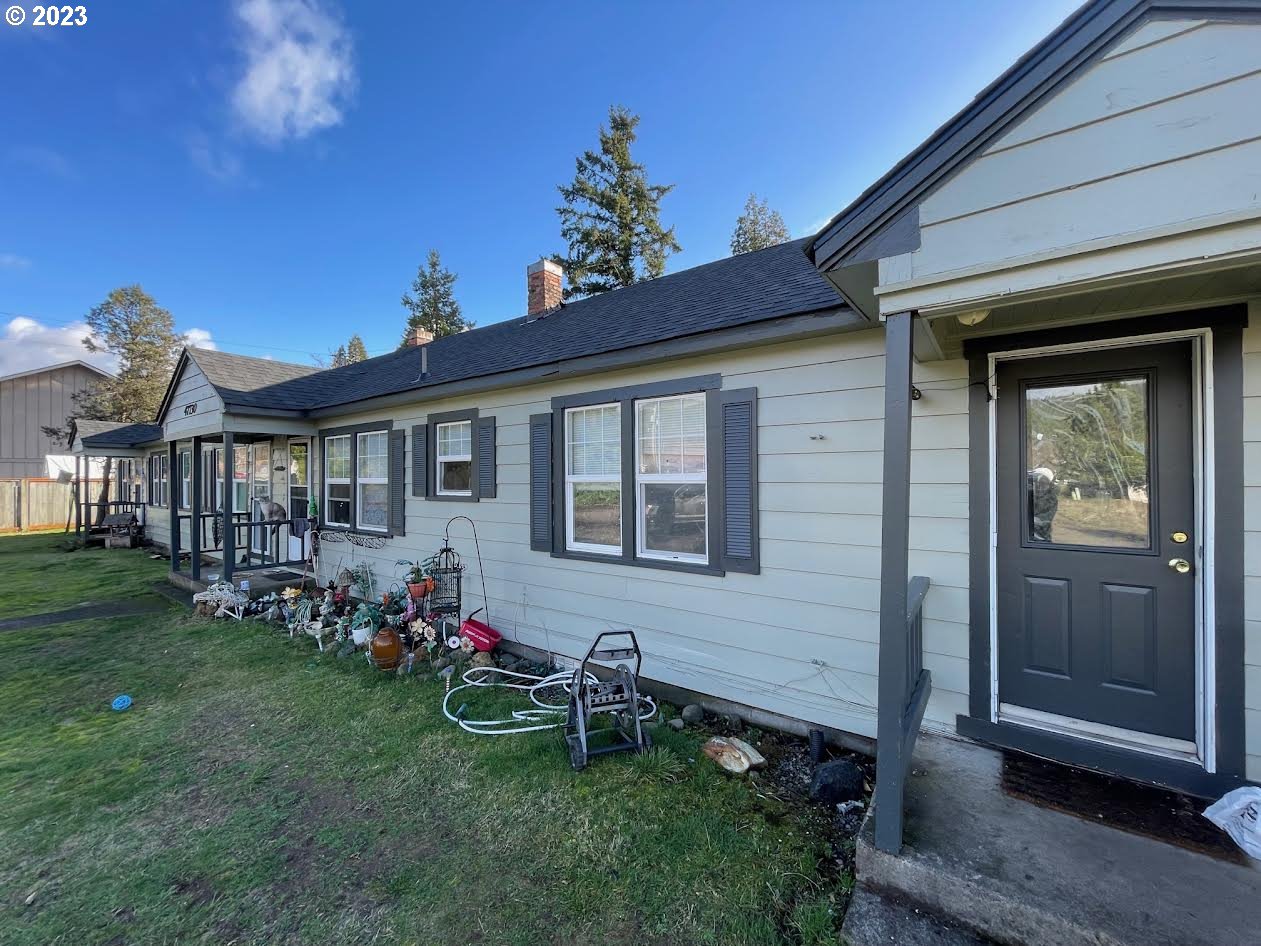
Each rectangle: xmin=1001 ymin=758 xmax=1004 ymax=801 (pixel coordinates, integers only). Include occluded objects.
xmin=527 ymin=259 xmax=564 ymax=316
xmin=405 ymin=326 xmax=435 ymax=347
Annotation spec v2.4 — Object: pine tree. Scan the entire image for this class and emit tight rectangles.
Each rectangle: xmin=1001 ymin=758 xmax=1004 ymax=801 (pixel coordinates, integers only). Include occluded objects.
xmin=41 ymin=285 xmax=184 ymax=524
xmin=399 ymin=249 xmax=472 ymax=346
xmin=346 ymin=334 xmax=368 ymax=363
xmin=553 ymin=105 xmax=681 ymax=298
xmin=329 ymin=344 xmax=349 ymax=368
xmin=730 ymin=193 xmax=791 ymax=255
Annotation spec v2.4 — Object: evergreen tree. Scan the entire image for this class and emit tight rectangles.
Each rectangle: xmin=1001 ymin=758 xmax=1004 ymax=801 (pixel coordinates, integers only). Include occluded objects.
xmin=346 ymin=334 xmax=368 ymax=363
xmin=399 ymin=249 xmax=472 ymax=346
xmin=329 ymin=344 xmax=349 ymax=368
xmin=553 ymin=105 xmax=680 ymax=298
xmin=730 ymin=193 xmax=791 ymax=254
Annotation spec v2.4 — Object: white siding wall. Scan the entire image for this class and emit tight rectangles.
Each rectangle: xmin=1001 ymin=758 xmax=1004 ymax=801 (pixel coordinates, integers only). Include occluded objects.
xmin=308 ymin=333 xmax=970 ymax=739
xmin=879 ymin=18 xmax=1261 ymax=314
xmin=1241 ymin=323 xmax=1261 ymax=780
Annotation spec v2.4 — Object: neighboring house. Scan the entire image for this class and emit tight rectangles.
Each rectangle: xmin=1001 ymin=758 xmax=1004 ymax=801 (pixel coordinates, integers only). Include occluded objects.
xmin=0 ymin=359 xmax=110 ymax=478
xmin=73 ymin=0 xmax=1261 ymax=861
xmin=0 ymin=359 xmax=111 ymax=530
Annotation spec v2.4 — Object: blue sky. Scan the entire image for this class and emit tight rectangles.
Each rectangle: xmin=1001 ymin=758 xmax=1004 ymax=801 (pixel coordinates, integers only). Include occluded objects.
xmin=0 ymin=0 xmax=1082 ymax=374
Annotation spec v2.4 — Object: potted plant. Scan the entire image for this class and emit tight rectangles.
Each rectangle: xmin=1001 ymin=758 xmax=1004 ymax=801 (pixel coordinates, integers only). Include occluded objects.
xmin=398 ymin=559 xmax=435 ymax=600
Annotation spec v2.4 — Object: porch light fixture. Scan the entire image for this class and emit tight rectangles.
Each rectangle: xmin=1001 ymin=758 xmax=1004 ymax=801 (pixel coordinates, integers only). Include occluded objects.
xmin=956 ymin=308 xmax=991 ymax=327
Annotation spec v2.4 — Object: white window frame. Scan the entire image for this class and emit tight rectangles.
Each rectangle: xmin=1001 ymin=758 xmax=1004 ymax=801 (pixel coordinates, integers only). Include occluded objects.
xmin=634 ymin=393 xmax=708 ymax=565
xmin=435 ymin=420 xmax=473 ymax=497
xmin=179 ymin=449 xmax=191 ymax=510
xmin=564 ymin=403 xmax=622 ymax=556
xmin=324 ymin=434 xmax=351 ymax=528
xmin=355 ymin=430 xmax=389 ymax=532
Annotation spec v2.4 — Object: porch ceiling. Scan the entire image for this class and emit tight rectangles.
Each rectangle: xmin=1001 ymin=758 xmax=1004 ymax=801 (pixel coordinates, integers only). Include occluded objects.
xmin=916 ymin=261 xmax=1261 ymax=361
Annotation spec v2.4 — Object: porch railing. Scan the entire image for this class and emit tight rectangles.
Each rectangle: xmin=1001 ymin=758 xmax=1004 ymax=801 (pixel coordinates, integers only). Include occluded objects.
xmin=175 ymin=512 xmax=312 ymax=579
xmin=875 ymin=575 xmax=933 ymax=854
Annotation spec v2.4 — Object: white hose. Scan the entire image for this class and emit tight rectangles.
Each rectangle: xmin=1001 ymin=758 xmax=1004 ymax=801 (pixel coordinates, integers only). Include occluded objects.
xmin=441 ymin=665 xmax=657 ymax=736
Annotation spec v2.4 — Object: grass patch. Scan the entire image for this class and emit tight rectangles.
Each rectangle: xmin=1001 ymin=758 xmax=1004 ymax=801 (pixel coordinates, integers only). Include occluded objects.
xmin=0 ymin=534 xmax=846 ymax=945
xmin=0 ymin=532 xmax=169 ymax=618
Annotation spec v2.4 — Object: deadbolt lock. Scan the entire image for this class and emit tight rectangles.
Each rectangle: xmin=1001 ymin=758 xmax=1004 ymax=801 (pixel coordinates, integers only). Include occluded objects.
xmin=1170 ymin=531 xmax=1189 ymax=544
xmin=1168 ymin=558 xmax=1192 ymax=575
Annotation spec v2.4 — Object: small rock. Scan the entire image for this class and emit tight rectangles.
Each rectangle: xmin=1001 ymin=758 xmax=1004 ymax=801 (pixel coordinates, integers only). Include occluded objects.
xmin=720 ymin=713 xmax=745 ymax=733
xmin=702 ymin=737 xmax=750 ymax=775
xmin=667 ymin=718 xmax=685 ymax=731
xmin=810 ymin=758 xmax=865 ymax=805
xmin=681 ymin=704 xmax=704 ymax=724
xmin=434 ymin=657 xmax=451 ymax=671
xmin=471 ymin=651 xmax=494 ymax=668
xmin=727 ymin=736 xmax=766 ymax=769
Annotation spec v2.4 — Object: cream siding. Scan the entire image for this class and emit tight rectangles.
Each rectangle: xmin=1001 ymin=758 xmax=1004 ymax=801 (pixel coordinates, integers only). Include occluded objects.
xmin=877 ymin=18 xmax=1261 ymax=316
xmin=306 ymin=333 xmax=970 ymax=738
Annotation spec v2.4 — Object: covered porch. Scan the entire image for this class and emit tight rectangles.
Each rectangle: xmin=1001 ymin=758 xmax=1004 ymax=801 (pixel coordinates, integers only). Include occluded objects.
xmin=67 ymin=420 xmax=161 ymax=542
xmin=164 ymin=426 xmax=318 ymax=589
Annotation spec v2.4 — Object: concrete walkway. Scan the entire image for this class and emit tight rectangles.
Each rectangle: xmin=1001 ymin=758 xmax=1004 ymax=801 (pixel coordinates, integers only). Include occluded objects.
xmin=843 ymin=734 xmax=1258 ymax=946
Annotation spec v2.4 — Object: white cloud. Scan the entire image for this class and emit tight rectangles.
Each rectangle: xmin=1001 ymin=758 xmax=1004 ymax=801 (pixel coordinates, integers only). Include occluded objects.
xmin=0 ymin=253 xmax=31 ymax=270
xmin=185 ymin=327 xmax=218 ymax=350
xmin=230 ymin=0 xmax=355 ymax=145
xmin=0 ymin=317 xmax=117 ymax=377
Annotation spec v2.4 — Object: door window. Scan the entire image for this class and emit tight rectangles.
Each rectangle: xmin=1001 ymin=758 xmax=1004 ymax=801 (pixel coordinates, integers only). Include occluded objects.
xmin=1024 ymin=375 xmax=1150 ymax=549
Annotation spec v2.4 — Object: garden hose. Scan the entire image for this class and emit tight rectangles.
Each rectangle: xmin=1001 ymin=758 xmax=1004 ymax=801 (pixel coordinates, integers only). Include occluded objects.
xmin=441 ymin=665 xmax=657 ymax=736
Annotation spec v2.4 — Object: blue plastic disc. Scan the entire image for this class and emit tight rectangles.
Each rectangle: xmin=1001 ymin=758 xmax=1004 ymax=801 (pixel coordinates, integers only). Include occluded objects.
xmin=111 ymin=694 xmax=132 ymax=712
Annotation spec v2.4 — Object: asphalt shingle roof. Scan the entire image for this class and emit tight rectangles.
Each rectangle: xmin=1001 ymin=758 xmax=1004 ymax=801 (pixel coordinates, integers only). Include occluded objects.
xmin=74 ymin=420 xmax=164 ymax=448
xmin=191 ymin=238 xmax=845 ymax=415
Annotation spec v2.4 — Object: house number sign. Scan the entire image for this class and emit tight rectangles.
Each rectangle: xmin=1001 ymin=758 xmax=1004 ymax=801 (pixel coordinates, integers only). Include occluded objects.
xmin=183 ymin=403 xmax=198 ymax=416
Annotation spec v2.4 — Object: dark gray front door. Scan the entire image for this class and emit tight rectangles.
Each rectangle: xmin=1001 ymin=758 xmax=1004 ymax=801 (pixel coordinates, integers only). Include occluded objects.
xmin=996 ymin=341 xmax=1196 ymax=742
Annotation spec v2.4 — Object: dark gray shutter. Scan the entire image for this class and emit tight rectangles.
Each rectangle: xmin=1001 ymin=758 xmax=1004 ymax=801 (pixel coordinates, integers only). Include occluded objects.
xmin=529 ymin=412 xmax=552 ymax=552
xmin=478 ymin=416 xmax=497 ymax=499
xmin=389 ymin=428 xmax=406 ymax=536
xmin=411 ymin=424 xmax=427 ymax=497
xmin=719 ymin=388 xmax=758 ymax=574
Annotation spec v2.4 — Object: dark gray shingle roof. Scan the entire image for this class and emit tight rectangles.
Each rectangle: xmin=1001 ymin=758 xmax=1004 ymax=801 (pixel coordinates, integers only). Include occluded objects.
xmin=209 ymin=238 xmax=844 ymax=413
xmin=75 ymin=420 xmax=164 ymax=448
xmin=189 ymin=348 xmax=321 ymax=403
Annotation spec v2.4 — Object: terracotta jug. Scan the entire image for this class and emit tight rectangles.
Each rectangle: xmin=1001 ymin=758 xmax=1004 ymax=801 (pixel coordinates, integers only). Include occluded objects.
xmin=369 ymin=625 xmax=403 ymax=670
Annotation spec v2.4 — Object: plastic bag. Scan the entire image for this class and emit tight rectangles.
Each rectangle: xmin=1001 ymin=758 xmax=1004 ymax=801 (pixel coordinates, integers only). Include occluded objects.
xmin=1203 ymin=787 xmax=1261 ymax=859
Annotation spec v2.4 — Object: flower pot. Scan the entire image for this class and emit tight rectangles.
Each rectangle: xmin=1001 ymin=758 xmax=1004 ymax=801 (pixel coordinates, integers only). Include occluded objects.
xmin=407 ymin=578 xmax=435 ymax=599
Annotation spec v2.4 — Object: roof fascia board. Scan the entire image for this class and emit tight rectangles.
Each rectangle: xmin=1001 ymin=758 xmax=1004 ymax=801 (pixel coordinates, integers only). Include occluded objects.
xmin=807 ymin=0 xmax=1258 ymax=272
xmin=154 ymin=348 xmax=192 ymax=426
xmin=311 ymin=307 xmax=861 ymax=419
xmin=0 ymin=360 xmax=114 ymax=384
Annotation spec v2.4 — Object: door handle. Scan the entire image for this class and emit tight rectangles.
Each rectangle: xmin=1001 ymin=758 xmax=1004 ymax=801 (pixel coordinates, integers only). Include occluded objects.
xmin=1168 ymin=558 xmax=1192 ymax=575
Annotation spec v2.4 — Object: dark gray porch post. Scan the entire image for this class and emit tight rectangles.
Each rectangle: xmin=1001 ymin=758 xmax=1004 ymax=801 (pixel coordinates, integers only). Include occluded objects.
xmin=190 ymin=436 xmax=203 ymax=582
xmin=875 ymin=310 xmax=915 ymax=854
xmin=168 ymin=441 xmax=180 ymax=574
xmin=73 ymin=455 xmax=82 ymax=538
xmin=221 ymin=432 xmax=235 ymax=584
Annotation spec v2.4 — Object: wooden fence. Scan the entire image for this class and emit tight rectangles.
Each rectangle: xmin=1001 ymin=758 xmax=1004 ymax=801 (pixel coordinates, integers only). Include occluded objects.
xmin=0 ymin=478 xmax=108 ymax=532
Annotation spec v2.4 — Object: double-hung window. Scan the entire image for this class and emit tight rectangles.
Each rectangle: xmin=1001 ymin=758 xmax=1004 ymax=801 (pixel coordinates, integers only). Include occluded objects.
xmin=148 ymin=453 xmax=169 ymax=507
xmin=635 ymin=393 xmax=708 ymax=563
xmin=356 ymin=430 xmax=389 ymax=531
xmin=564 ymin=404 xmax=622 ymax=554
xmin=435 ymin=421 xmax=472 ymax=496
xmin=324 ymin=435 xmax=351 ymax=527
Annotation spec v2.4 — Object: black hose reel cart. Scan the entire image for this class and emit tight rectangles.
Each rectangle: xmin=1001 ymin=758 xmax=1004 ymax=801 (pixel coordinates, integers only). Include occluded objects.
xmin=565 ymin=631 xmax=652 ymax=771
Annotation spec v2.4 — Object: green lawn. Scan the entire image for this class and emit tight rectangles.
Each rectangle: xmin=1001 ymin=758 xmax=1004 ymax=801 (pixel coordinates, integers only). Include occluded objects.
xmin=0 ymin=534 xmax=850 ymax=945
xmin=0 ymin=532 xmax=170 ymax=618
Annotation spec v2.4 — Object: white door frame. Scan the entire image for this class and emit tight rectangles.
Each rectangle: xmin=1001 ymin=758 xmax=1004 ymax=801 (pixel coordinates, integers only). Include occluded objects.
xmin=986 ymin=327 xmax=1216 ymax=772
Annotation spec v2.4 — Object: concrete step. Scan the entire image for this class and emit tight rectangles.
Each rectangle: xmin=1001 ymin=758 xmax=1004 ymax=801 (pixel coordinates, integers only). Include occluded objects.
xmin=842 ymin=886 xmax=996 ymax=946
xmin=856 ymin=734 xmax=1259 ymax=946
